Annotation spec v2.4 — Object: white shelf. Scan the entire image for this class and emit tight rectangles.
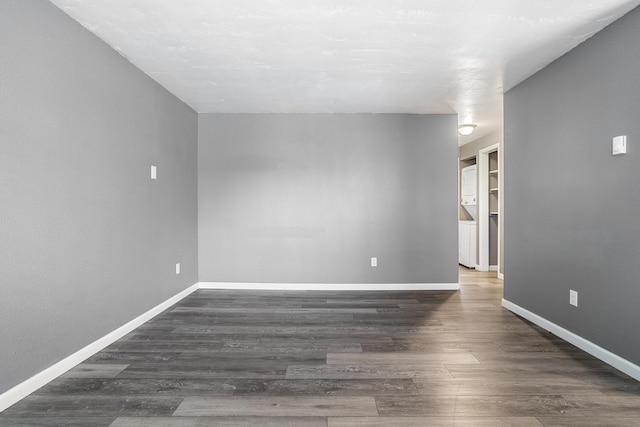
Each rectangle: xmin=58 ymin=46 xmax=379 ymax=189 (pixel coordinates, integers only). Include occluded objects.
xmin=489 ymin=169 xmax=499 ymax=174
xmin=490 ymin=212 xmax=499 ymax=216
xmin=490 ymin=188 xmax=499 ymax=193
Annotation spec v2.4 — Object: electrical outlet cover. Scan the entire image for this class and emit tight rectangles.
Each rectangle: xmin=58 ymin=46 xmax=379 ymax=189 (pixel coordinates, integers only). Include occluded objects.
xmin=613 ymin=135 xmax=627 ymax=155
xmin=569 ymin=290 xmax=578 ymax=307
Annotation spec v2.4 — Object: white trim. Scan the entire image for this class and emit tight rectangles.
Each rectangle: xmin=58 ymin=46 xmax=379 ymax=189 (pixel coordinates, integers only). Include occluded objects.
xmin=497 ymin=272 xmax=504 ymax=280
xmin=489 ymin=265 xmax=498 ymax=272
xmin=502 ymin=299 xmax=640 ymax=382
xmin=198 ymin=282 xmax=460 ymax=291
xmin=477 ymin=143 xmax=500 ymax=273
xmin=0 ymin=283 xmax=200 ymax=413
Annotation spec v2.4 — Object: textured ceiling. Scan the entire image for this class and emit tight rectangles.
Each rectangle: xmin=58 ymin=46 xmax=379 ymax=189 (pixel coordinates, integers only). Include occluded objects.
xmin=49 ymin=0 xmax=640 ymax=143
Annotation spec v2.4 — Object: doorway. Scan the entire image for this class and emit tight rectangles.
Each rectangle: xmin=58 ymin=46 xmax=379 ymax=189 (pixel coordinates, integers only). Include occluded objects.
xmin=477 ymin=144 xmax=500 ymax=275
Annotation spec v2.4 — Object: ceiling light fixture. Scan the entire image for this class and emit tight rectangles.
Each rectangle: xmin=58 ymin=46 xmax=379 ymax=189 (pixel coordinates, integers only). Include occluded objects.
xmin=458 ymin=124 xmax=477 ymax=136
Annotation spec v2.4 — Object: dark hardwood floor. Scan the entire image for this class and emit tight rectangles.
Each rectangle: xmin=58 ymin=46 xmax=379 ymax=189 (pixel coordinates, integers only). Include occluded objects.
xmin=2 ymin=268 xmax=640 ymax=426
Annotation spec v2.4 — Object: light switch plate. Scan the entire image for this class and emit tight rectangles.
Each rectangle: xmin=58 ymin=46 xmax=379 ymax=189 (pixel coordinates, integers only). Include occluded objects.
xmin=151 ymin=165 xmax=157 ymax=179
xmin=175 ymin=263 xmax=180 ymax=274
xmin=613 ymin=135 xmax=627 ymax=155
xmin=569 ymin=289 xmax=578 ymax=307
xmin=371 ymin=257 xmax=377 ymax=267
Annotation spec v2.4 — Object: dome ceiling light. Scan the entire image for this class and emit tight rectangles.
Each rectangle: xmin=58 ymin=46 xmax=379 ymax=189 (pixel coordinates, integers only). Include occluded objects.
xmin=458 ymin=124 xmax=477 ymax=136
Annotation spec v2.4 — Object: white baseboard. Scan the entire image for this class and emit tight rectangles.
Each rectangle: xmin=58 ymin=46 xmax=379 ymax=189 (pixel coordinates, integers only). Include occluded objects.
xmin=0 ymin=283 xmax=200 ymax=413
xmin=497 ymin=272 xmax=504 ymax=280
xmin=502 ymin=299 xmax=640 ymax=382
xmin=489 ymin=265 xmax=498 ymax=272
xmin=198 ymin=282 xmax=460 ymax=291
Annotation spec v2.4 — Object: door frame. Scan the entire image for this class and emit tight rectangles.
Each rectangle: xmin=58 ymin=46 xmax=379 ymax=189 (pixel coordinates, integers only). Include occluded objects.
xmin=477 ymin=143 xmax=500 ymax=272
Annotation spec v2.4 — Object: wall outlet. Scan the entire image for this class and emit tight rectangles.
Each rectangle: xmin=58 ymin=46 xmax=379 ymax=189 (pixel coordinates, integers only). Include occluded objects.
xmin=175 ymin=263 xmax=181 ymax=275
xmin=612 ymin=135 xmax=627 ymax=155
xmin=371 ymin=257 xmax=377 ymax=267
xmin=151 ymin=165 xmax=157 ymax=180
xmin=569 ymin=289 xmax=578 ymax=307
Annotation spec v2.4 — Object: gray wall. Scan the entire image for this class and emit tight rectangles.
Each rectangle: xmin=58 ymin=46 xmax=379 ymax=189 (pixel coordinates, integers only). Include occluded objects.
xmin=505 ymin=7 xmax=640 ymax=365
xmin=459 ymin=131 xmax=502 ymax=161
xmin=199 ymin=114 xmax=458 ymax=284
xmin=0 ymin=1 xmax=198 ymax=394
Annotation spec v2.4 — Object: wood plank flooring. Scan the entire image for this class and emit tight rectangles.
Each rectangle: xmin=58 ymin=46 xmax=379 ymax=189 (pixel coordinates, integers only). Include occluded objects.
xmin=2 ymin=268 xmax=640 ymax=426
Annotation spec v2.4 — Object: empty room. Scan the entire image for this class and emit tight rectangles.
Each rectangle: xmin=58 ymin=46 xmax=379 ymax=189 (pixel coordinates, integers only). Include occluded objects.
xmin=2 ymin=1 xmax=640 ymax=426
